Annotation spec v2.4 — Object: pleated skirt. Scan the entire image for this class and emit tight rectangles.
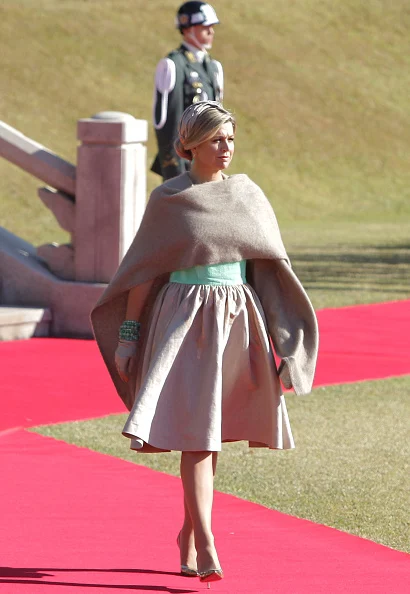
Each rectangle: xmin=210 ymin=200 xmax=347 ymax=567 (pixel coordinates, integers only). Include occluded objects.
xmin=122 ymin=282 xmax=295 ymax=452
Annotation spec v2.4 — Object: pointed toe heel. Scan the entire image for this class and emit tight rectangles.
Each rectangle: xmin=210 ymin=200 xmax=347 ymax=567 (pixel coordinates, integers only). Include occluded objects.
xmin=181 ymin=565 xmax=199 ymax=577
xmin=177 ymin=531 xmax=198 ymax=577
xmin=199 ymin=568 xmax=224 ymax=584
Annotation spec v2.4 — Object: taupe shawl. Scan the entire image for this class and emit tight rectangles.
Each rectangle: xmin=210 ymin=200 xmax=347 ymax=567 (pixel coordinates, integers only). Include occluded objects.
xmin=91 ymin=173 xmax=319 ymax=410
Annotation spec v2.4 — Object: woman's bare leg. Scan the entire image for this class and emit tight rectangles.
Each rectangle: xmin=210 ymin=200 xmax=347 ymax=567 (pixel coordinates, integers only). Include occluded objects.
xmin=212 ymin=452 xmax=218 ymax=476
xmin=178 ymin=451 xmax=219 ymax=571
xmin=180 ymin=451 xmax=221 ymax=573
xmin=178 ymin=496 xmax=197 ymax=570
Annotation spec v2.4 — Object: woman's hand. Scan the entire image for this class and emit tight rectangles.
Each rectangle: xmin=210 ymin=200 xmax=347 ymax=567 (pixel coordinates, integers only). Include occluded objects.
xmin=115 ymin=281 xmax=153 ymax=383
xmin=115 ymin=340 xmax=138 ymax=383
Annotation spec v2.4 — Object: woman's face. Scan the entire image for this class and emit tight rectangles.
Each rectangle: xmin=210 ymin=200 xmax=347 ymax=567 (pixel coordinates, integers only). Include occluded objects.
xmin=193 ymin=122 xmax=235 ymax=172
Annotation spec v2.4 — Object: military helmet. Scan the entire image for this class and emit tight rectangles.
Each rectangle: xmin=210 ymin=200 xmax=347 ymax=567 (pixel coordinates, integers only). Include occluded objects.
xmin=176 ymin=2 xmax=219 ymax=30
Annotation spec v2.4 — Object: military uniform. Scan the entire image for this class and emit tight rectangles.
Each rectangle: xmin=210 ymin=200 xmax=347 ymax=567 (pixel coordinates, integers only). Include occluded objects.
xmin=151 ymin=43 xmax=224 ymax=180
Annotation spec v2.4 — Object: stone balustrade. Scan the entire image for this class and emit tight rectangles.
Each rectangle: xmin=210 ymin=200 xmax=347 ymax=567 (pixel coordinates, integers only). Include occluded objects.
xmin=0 ymin=112 xmax=148 ymax=338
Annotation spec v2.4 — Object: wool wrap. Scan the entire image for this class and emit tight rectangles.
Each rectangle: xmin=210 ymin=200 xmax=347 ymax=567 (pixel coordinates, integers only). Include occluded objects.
xmin=91 ymin=173 xmax=319 ymax=410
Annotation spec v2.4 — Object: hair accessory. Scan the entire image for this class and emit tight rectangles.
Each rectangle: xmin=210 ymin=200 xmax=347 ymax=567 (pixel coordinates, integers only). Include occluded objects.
xmin=186 ymin=100 xmax=222 ymax=119
xmin=119 ymin=320 xmax=141 ymax=342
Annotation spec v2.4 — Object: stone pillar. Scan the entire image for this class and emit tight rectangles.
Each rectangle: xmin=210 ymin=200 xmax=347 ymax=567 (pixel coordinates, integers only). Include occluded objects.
xmin=75 ymin=111 xmax=148 ymax=283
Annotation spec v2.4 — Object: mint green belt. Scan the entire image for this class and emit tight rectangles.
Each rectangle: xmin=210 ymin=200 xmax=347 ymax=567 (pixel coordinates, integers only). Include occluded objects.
xmin=170 ymin=260 xmax=247 ymax=286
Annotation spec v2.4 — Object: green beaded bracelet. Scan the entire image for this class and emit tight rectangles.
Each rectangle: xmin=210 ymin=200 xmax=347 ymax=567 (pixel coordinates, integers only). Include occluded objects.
xmin=119 ymin=320 xmax=141 ymax=342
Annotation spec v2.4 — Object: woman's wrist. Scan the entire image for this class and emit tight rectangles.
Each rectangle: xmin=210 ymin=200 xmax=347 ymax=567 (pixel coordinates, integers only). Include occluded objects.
xmin=119 ymin=320 xmax=141 ymax=342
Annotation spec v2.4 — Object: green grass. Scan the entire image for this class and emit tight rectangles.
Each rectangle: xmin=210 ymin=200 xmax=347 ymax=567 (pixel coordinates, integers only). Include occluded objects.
xmin=33 ymin=376 xmax=410 ymax=553
xmin=1 ymin=0 xmax=410 ymax=246
xmin=284 ymin=222 xmax=410 ymax=310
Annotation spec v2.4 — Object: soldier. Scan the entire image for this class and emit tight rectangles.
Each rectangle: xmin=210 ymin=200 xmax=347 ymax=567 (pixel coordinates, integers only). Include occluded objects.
xmin=151 ymin=1 xmax=224 ymax=180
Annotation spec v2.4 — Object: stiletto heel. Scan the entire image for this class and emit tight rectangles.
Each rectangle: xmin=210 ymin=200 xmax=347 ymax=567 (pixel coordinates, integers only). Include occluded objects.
xmin=177 ymin=531 xmax=198 ymax=577
xmin=199 ymin=568 xmax=224 ymax=586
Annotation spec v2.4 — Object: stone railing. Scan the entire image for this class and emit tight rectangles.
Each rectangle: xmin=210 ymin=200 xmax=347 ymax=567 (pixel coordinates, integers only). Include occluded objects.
xmin=0 ymin=112 xmax=148 ymax=337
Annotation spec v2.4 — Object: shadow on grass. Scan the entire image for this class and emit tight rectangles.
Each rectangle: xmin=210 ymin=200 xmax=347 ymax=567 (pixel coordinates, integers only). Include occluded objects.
xmin=289 ymin=242 xmax=410 ymax=296
xmin=0 ymin=566 xmax=197 ymax=593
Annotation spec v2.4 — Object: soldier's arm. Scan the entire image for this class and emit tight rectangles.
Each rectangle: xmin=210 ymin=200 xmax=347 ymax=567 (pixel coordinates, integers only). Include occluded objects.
xmin=153 ymin=58 xmax=186 ymax=180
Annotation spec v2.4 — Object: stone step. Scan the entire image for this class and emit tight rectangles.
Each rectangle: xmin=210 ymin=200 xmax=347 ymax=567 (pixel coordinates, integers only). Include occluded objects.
xmin=0 ymin=307 xmax=52 ymax=341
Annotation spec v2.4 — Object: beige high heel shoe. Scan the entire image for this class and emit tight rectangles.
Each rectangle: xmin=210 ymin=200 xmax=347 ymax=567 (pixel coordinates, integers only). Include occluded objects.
xmin=199 ymin=568 xmax=224 ymax=588
xmin=176 ymin=531 xmax=198 ymax=577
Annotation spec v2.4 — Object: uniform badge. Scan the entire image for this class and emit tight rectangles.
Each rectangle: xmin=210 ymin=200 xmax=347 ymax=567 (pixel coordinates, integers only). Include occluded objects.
xmin=178 ymin=14 xmax=189 ymax=26
xmin=185 ymin=51 xmax=196 ymax=63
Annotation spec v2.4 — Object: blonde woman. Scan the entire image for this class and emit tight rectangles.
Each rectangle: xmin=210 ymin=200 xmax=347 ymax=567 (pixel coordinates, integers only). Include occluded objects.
xmin=92 ymin=101 xmax=319 ymax=584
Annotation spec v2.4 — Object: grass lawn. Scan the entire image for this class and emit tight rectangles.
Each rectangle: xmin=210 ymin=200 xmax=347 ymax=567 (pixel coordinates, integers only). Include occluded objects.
xmin=1 ymin=1 xmax=409 ymax=311
xmin=33 ymin=375 xmax=410 ymax=554
xmin=1 ymin=0 xmax=410 ymax=246
xmin=284 ymin=221 xmax=410 ymax=310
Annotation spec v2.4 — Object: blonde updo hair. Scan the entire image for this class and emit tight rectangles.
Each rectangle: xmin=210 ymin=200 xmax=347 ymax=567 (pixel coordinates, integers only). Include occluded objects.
xmin=174 ymin=101 xmax=236 ymax=161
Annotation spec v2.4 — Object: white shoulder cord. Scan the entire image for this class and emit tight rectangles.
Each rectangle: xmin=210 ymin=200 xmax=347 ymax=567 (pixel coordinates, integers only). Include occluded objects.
xmin=211 ymin=59 xmax=224 ymax=101
xmin=153 ymin=58 xmax=177 ymax=130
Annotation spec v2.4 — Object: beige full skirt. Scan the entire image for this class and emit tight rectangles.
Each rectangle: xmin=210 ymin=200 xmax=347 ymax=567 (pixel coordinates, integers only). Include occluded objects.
xmin=122 ymin=282 xmax=295 ymax=452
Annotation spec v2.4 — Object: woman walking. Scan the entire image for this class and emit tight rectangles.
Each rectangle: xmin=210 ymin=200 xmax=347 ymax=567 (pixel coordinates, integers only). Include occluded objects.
xmin=91 ymin=101 xmax=319 ymax=585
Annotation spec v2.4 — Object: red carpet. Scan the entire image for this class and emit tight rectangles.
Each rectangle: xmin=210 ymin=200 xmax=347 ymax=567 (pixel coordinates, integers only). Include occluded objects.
xmin=0 ymin=338 xmax=126 ymax=431
xmin=1 ymin=300 xmax=410 ymax=431
xmin=1 ymin=429 xmax=409 ymax=593
xmin=315 ymin=300 xmax=410 ymax=385
xmin=1 ymin=301 xmax=409 ymax=592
